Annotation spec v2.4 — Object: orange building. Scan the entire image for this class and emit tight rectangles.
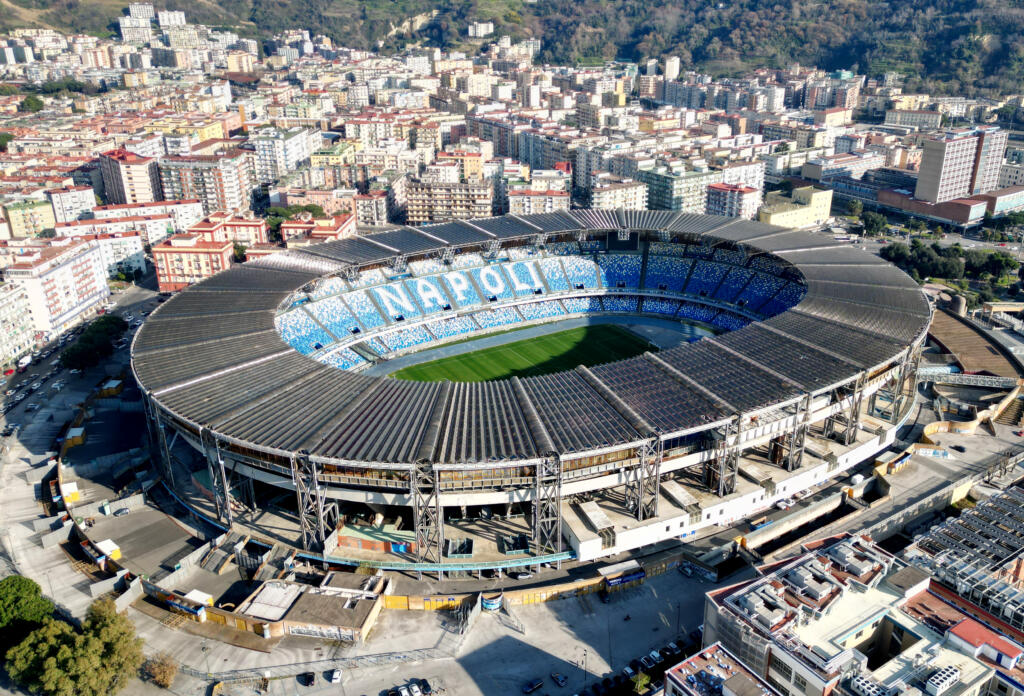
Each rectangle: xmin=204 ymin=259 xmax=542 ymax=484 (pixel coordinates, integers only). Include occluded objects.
xmin=152 ymin=233 xmax=233 ymax=292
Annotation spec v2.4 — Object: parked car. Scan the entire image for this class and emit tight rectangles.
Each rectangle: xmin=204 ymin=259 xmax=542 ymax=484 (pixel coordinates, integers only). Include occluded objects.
xmin=418 ymin=678 xmax=432 ymax=694
xmin=665 ymin=641 xmax=681 ymax=655
xmin=622 ymin=666 xmax=636 ymax=679
xmin=523 ymin=678 xmax=544 ymax=693
xmin=951 ymin=444 xmax=966 ymax=452
xmin=409 ymin=682 xmax=423 ymax=696
xmin=113 ymin=508 xmax=129 ymax=517
xmin=25 ymin=403 xmax=39 ymax=412
xmin=328 ymin=669 xmax=342 ymax=683
xmin=298 ymin=672 xmax=315 ymax=686
xmin=640 ymin=655 xmax=656 ymax=670
xmin=775 ymin=499 xmax=791 ymax=510
xmin=511 ymin=571 xmax=533 ymax=580
xmin=551 ymin=672 xmax=568 ymax=686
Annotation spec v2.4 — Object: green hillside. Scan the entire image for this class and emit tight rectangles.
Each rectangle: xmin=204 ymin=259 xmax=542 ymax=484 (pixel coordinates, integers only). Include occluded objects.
xmin=5 ymin=0 xmax=1024 ymax=95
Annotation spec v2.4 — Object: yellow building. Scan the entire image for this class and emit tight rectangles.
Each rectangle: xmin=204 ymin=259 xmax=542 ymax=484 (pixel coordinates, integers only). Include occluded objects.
xmin=310 ymin=140 xmax=360 ymax=168
xmin=758 ymin=186 xmax=833 ymax=228
xmin=2 ymin=200 xmax=56 ymax=238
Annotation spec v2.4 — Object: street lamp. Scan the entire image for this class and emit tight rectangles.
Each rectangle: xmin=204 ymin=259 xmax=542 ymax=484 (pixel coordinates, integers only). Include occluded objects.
xmin=579 ymin=647 xmax=588 ymax=692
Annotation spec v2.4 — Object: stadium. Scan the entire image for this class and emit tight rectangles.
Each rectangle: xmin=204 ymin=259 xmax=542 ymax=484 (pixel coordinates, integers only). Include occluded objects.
xmin=131 ymin=210 xmax=931 ymax=574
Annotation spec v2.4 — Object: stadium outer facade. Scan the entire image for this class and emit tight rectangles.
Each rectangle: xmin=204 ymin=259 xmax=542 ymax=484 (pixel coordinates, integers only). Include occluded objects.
xmin=131 ymin=210 xmax=931 ymax=572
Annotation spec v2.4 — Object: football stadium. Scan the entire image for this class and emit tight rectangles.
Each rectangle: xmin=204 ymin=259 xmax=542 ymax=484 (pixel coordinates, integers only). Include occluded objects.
xmin=131 ymin=210 xmax=931 ymax=573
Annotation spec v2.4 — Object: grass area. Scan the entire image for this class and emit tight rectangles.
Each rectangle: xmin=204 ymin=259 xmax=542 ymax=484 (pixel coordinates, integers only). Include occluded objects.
xmin=391 ymin=324 xmax=656 ymax=382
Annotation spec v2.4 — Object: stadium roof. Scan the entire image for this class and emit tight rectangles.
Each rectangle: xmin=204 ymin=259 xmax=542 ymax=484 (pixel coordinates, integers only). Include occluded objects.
xmin=132 ymin=211 xmax=930 ymax=466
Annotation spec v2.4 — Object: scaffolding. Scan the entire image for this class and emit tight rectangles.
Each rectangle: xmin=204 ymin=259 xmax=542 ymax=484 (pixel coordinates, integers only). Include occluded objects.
xmin=704 ymin=421 xmax=739 ymax=496
xmin=626 ymin=437 xmax=662 ymax=521
xmin=200 ymin=428 xmax=232 ymax=526
xmin=412 ymin=459 xmax=443 ymax=567
xmin=292 ymin=453 xmax=336 ymax=553
xmin=533 ymin=455 xmax=562 ymax=555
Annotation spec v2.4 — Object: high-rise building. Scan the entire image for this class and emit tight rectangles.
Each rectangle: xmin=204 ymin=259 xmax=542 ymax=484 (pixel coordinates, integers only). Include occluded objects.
xmin=99 ymin=149 xmax=162 ymax=205
xmin=118 ymin=15 xmax=153 ymax=44
xmin=590 ymin=175 xmax=649 ymax=210
xmin=915 ymin=127 xmax=1007 ymax=203
xmin=158 ymin=149 xmax=253 ymax=214
xmin=250 ymin=127 xmax=319 ymax=185
xmin=406 ymin=179 xmax=492 ymax=224
xmin=664 ymin=55 xmax=681 ymax=82
xmin=0 ymin=282 xmax=35 ymax=369
xmin=507 ymin=190 xmax=570 ymax=215
xmin=46 ymin=186 xmax=96 ymax=224
xmin=4 ymin=239 xmax=109 ymax=337
xmin=127 ymin=2 xmax=155 ymax=20
xmin=706 ymin=183 xmax=760 ymax=219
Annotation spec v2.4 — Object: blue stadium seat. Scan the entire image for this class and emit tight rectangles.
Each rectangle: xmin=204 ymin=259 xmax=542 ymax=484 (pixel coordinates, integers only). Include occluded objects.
xmin=369 ymin=284 xmax=423 ymax=321
xmin=426 ymin=315 xmax=477 ymax=339
xmin=684 ymin=261 xmax=729 ymax=296
xmin=748 ymin=255 xmax=787 ymax=275
xmin=560 ymin=297 xmax=603 ymax=314
xmin=759 ymin=282 xmax=807 ymax=316
xmin=349 ymin=267 xmax=387 ymax=289
xmin=342 ymin=290 xmax=387 ymax=329
xmin=677 ymin=302 xmax=718 ymax=324
xmin=740 ymin=272 xmax=787 ymax=310
xmin=275 ymin=308 xmax=334 ymax=355
xmin=381 ymin=325 xmax=434 ymax=352
xmin=307 ymin=296 xmax=363 ymax=336
xmin=645 ymin=256 xmax=693 ymax=292
xmin=545 ymin=242 xmax=580 ymax=255
xmin=317 ymin=347 xmax=366 ymax=370
xmin=505 ymin=261 xmax=546 ymax=296
xmin=714 ymin=268 xmax=754 ymax=303
xmin=408 ymin=258 xmax=446 ymax=276
xmin=518 ymin=300 xmax=565 ymax=320
xmin=310 ymin=276 xmax=347 ymax=300
xmin=450 ymin=252 xmax=485 ymax=269
xmin=642 ymin=297 xmax=680 ymax=317
xmin=559 ymin=257 xmax=600 ymax=289
xmin=648 ymin=242 xmax=688 ymax=257
xmin=441 ymin=271 xmax=484 ymax=308
xmin=473 ymin=306 xmax=522 ymax=329
xmin=602 ymin=296 xmax=638 ymax=312
xmin=595 ymin=254 xmax=642 ymax=289
xmin=537 ymin=258 xmax=570 ymax=291
xmin=404 ymin=276 xmax=452 ymax=315
xmin=470 ymin=264 xmax=516 ymax=301
xmin=713 ymin=247 xmax=747 ymax=266
xmin=710 ymin=313 xmax=749 ymax=331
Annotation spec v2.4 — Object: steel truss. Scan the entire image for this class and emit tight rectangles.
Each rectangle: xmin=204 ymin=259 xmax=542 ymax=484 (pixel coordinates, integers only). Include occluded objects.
xmin=292 ymin=453 xmax=336 ymax=552
xmin=704 ymin=421 xmax=739 ymax=496
xmin=440 ymin=246 xmax=455 ymax=264
xmin=200 ymin=428 xmax=233 ymax=526
xmin=824 ymin=375 xmax=865 ymax=446
xmin=625 ymin=438 xmax=662 ymax=521
xmin=389 ymin=255 xmax=408 ymax=274
xmin=145 ymin=398 xmax=176 ymax=489
xmin=412 ymin=459 xmax=443 ymax=565
xmin=533 ymin=455 xmax=562 ymax=554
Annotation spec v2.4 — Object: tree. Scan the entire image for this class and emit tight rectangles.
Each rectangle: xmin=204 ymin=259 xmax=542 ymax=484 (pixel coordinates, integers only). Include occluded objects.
xmin=0 ymin=576 xmax=53 ymax=630
xmin=233 ymin=242 xmax=248 ymax=262
xmin=0 ymin=575 xmax=54 ymax=654
xmin=142 ymin=653 xmax=179 ymax=688
xmin=631 ymin=672 xmax=651 ymax=694
xmin=18 ymin=95 xmax=44 ymax=113
xmin=7 ymin=599 xmax=146 ymax=696
xmin=0 ymin=132 xmax=14 ymax=152
xmin=862 ymin=211 xmax=888 ymax=236
xmin=847 ymin=200 xmax=863 ymax=218
xmin=59 ymin=315 xmax=127 ymax=370
xmin=38 ymin=228 xmax=57 ymax=238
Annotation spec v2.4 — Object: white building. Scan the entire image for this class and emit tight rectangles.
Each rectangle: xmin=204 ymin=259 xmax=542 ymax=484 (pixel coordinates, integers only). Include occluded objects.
xmin=4 ymin=239 xmax=110 ymax=337
xmin=157 ymin=10 xmax=186 ymax=27
xmin=46 ymin=186 xmax=95 ymax=224
xmin=92 ymin=199 xmax=204 ymax=233
xmin=118 ymin=16 xmax=152 ymax=44
xmin=250 ymin=127 xmax=319 ymax=185
xmin=507 ymin=190 xmax=570 ymax=215
xmin=0 ymin=282 xmax=35 ymax=368
xmin=89 ymin=232 xmax=146 ymax=277
xmin=707 ymin=183 xmax=760 ymax=219
xmin=468 ymin=21 xmax=494 ymax=38
xmin=590 ymin=175 xmax=649 ymax=210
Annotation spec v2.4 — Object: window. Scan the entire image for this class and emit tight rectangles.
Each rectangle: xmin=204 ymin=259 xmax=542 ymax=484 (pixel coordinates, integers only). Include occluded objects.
xmin=770 ymin=654 xmax=793 ymax=681
xmin=793 ymin=673 xmax=807 ymax=691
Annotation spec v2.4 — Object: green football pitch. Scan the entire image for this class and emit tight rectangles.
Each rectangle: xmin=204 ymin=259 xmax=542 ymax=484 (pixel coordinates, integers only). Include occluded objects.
xmin=390 ymin=324 xmax=656 ymax=382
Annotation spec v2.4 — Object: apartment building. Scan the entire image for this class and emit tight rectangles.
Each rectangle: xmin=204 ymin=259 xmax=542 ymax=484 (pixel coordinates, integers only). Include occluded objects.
xmin=884 ymin=109 xmax=943 ymax=130
xmin=187 ymin=211 xmax=268 ymax=247
xmin=46 ymin=186 xmax=96 ymax=224
xmin=703 ymin=536 xmax=995 ymax=696
xmin=589 ymin=176 xmax=648 ymax=211
xmin=707 ymin=183 xmax=760 ymax=219
xmin=354 ymin=191 xmax=389 ymax=227
xmin=2 ymin=200 xmax=56 ymax=238
xmin=915 ymin=127 xmax=1007 ymax=203
xmin=92 ymin=199 xmax=204 ymax=232
xmin=507 ymin=190 xmax=570 ymax=215
xmin=406 ymin=179 xmax=492 ymax=224
xmin=4 ymin=239 xmax=110 ymax=336
xmin=152 ymin=233 xmax=233 ymax=292
xmin=158 ymin=149 xmax=253 ymax=214
xmin=802 ymin=151 xmax=886 ymax=182
xmin=250 ymin=126 xmax=319 ymax=184
xmin=99 ymin=148 xmax=162 ymax=205
xmin=0 ymin=282 xmax=35 ymax=368
xmin=636 ymin=166 xmax=723 ymax=213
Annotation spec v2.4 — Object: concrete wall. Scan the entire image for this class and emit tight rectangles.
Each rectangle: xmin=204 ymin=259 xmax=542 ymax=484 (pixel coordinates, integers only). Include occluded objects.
xmin=71 ymin=492 xmax=146 ymax=519
xmin=89 ymin=569 xmax=129 ymax=598
xmin=29 ymin=513 xmax=67 ymax=533
xmin=25 ymin=462 xmax=57 ymax=485
xmin=114 ymin=577 xmax=143 ymax=612
xmin=41 ymin=521 xmax=74 ymax=548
